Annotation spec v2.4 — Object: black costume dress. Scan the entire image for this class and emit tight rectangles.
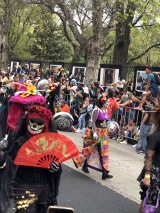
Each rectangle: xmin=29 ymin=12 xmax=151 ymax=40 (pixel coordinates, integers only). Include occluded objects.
xmin=8 ymin=133 xmax=62 ymax=213
xmin=138 ymin=130 xmax=160 ymax=213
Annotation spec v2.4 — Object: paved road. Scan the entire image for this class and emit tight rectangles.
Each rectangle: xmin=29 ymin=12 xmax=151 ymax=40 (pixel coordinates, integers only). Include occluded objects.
xmin=7 ymin=132 xmax=143 ymax=213
xmin=7 ymin=165 xmax=139 ymax=213
xmin=62 ymin=132 xmax=144 ymax=203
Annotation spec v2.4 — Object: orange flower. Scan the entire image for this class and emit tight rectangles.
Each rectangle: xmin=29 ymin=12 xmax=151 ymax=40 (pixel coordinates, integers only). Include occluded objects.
xmin=27 ymin=84 xmax=36 ymax=95
xmin=20 ymin=91 xmax=30 ymax=98
xmin=20 ymin=84 xmax=36 ymax=98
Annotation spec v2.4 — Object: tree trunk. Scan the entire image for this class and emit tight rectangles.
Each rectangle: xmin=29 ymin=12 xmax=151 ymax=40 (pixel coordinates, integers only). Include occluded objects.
xmin=113 ymin=27 xmax=130 ymax=64
xmin=71 ymin=45 xmax=84 ymax=64
xmin=84 ymin=0 xmax=105 ymax=87
xmin=113 ymin=0 xmax=136 ymax=79
xmin=113 ymin=23 xmax=131 ymax=79
xmin=0 ymin=0 xmax=10 ymax=70
xmin=85 ymin=37 xmax=105 ymax=87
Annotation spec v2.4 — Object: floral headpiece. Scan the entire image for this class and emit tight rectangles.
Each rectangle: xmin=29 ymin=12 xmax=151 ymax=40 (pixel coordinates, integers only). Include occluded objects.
xmin=27 ymin=105 xmax=52 ymax=131
xmin=100 ymin=96 xmax=107 ymax=103
xmin=13 ymin=83 xmax=38 ymax=97
xmin=28 ymin=105 xmax=52 ymax=120
xmin=20 ymin=84 xmax=37 ymax=98
xmin=47 ymin=83 xmax=58 ymax=92
xmin=9 ymin=83 xmax=46 ymax=105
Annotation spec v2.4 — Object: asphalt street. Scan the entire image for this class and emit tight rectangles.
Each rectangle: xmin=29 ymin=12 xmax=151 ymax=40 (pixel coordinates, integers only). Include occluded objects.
xmin=6 ymin=132 xmax=142 ymax=213
xmin=7 ymin=164 xmax=138 ymax=213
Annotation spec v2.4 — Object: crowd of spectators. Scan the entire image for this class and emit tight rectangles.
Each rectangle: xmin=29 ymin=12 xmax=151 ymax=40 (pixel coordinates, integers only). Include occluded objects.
xmin=0 ymin=64 xmax=159 ymax=155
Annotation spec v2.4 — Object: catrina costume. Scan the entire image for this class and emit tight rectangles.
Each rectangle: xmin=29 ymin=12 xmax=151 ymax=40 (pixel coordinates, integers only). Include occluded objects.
xmin=5 ymin=83 xmax=47 ymax=200
xmin=7 ymin=105 xmax=62 ymax=213
xmin=73 ymin=96 xmax=113 ymax=180
xmin=0 ymin=83 xmax=61 ymax=213
xmin=137 ymin=129 xmax=160 ymax=213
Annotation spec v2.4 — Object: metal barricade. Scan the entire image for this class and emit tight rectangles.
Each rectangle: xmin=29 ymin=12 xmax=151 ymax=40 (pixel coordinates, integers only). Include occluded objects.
xmin=112 ymin=106 xmax=144 ymax=142
xmin=53 ymin=94 xmax=147 ymax=143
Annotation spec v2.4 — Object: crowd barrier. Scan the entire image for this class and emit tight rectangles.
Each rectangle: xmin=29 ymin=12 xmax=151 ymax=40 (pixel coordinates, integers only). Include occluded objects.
xmin=53 ymin=93 xmax=147 ymax=143
xmin=112 ymin=107 xmax=146 ymax=143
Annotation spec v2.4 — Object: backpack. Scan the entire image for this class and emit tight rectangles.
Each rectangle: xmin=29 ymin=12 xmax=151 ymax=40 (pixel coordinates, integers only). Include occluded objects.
xmin=152 ymin=73 xmax=160 ymax=85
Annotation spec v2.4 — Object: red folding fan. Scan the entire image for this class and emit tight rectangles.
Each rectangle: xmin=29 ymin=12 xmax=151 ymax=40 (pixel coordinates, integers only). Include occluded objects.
xmin=14 ymin=132 xmax=79 ymax=168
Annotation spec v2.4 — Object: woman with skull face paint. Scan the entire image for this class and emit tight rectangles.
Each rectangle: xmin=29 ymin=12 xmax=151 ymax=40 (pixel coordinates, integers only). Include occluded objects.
xmin=6 ymin=105 xmax=62 ymax=213
xmin=73 ymin=95 xmax=113 ymax=180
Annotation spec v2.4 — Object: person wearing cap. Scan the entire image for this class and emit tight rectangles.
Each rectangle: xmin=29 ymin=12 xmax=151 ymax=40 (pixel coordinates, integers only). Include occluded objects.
xmin=136 ymin=65 xmax=159 ymax=110
xmin=71 ymin=79 xmax=77 ymax=85
xmin=137 ymin=108 xmax=160 ymax=213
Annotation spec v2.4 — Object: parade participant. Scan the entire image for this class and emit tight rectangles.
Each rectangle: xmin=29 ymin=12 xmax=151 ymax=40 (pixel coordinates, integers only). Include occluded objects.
xmin=47 ymin=79 xmax=61 ymax=113
xmin=137 ymin=108 xmax=160 ymax=213
xmin=73 ymin=95 xmax=113 ymax=180
xmin=5 ymin=83 xmax=48 ymax=199
xmin=6 ymin=105 xmax=62 ymax=213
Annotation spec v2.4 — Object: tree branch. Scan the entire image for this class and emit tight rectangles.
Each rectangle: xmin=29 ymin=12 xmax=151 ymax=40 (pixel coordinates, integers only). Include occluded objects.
xmin=105 ymin=42 xmax=114 ymax=52
xmin=128 ymin=43 xmax=160 ymax=63
xmin=133 ymin=24 xmax=154 ymax=28
xmin=103 ymin=7 xmax=116 ymax=36
xmin=132 ymin=0 xmax=150 ymax=27
xmin=27 ymin=0 xmax=89 ymax=47
xmin=55 ymin=11 xmax=77 ymax=47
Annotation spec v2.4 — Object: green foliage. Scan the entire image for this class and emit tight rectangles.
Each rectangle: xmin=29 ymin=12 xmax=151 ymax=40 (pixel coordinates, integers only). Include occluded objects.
xmin=29 ymin=10 xmax=73 ymax=62
xmin=8 ymin=1 xmax=72 ymax=62
xmin=1 ymin=0 xmax=160 ymax=65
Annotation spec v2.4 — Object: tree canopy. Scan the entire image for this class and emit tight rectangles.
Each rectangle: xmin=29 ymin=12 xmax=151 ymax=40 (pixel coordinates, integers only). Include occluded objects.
xmin=0 ymin=0 xmax=160 ymax=82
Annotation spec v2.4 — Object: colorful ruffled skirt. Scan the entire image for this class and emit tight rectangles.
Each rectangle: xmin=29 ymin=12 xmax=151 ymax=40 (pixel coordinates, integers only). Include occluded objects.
xmin=73 ymin=127 xmax=109 ymax=172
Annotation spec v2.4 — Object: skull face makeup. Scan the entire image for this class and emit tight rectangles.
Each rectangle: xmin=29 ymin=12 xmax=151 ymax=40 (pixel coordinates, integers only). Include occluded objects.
xmin=27 ymin=119 xmax=45 ymax=135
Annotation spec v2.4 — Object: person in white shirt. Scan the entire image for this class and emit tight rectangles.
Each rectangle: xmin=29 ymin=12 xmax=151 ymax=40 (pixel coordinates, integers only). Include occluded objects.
xmin=117 ymin=78 xmax=126 ymax=92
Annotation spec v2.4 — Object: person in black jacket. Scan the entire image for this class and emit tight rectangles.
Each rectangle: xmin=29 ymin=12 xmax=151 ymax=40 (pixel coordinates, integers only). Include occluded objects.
xmin=138 ymin=108 xmax=160 ymax=213
xmin=47 ymin=78 xmax=61 ymax=114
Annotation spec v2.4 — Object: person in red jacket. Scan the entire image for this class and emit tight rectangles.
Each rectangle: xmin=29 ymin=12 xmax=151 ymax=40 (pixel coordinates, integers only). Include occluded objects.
xmin=107 ymin=89 xmax=119 ymax=119
xmin=55 ymin=99 xmax=70 ymax=114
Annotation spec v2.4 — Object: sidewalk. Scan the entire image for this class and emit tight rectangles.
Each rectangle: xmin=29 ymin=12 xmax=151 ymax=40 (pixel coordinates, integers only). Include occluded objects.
xmin=60 ymin=131 xmax=144 ymax=203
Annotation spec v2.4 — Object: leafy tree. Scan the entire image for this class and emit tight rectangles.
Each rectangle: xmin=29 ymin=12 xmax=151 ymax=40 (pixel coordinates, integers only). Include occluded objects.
xmin=27 ymin=0 xmax=117 ymax=86
xmin=0 ymin=0 xmax=10 ymax=69
xmin=113 ymin=0 xmax=160 ymax=78
xmin=29 ymin=7 xmax=72 ymax=62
